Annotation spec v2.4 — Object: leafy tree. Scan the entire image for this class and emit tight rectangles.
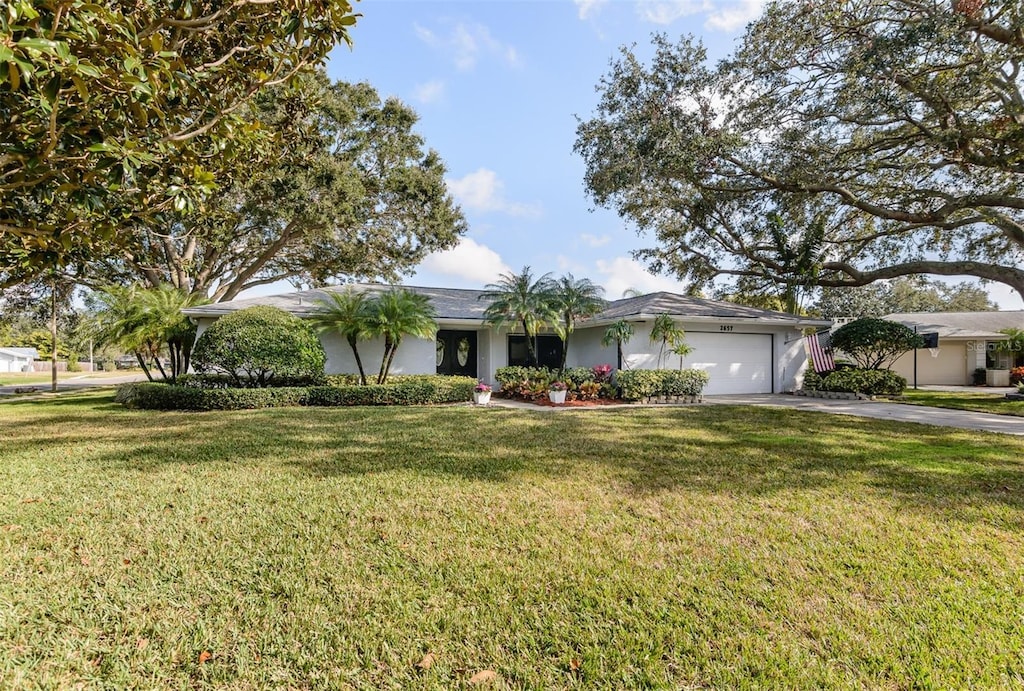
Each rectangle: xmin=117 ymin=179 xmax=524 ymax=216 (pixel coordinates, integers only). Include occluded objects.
xmin=830 ymin=318 xmax=924 ymax=370
xmin=310 ymin=289 xmax=372 ymax=386
xmin=192 ymin=306 xmax=325 ymax=387
xmin=814 ymin=278 xmax=999 ymax=319
xmin=551 ymin=274 xmax=606 ymax=372
xmin=575 ymin=2 xmax=1024 ymax=301
xmin=481 ymin=267 xmax=557 ymax=367
xmin=364 ymin=289 xmax=437 ymax=385
xmin=1 ymin=1 xmax=360 ymax=276
xmin=85 ymin=72 xmax=466 ymax=301
xmin=601 ymin=320 xmax=634 ymax=370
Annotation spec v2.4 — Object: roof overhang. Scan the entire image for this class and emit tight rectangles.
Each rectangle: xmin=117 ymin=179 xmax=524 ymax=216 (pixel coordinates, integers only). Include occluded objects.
xmin=580 ymin=313 xmax=831 ymax=330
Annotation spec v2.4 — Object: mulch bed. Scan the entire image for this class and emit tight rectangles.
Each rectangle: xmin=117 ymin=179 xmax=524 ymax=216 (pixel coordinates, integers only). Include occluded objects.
xmin=519 ymin=397 xmax=627 ymax=408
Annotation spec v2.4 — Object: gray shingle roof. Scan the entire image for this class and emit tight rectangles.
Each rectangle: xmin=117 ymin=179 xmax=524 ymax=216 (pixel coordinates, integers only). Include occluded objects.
xmin=183 ymin=284 xmax=828 ymax=326
xmin=883 ymin=311 xmax=1024 ymax=339
xmin=0 ymin=347 xmax=39 ymax=359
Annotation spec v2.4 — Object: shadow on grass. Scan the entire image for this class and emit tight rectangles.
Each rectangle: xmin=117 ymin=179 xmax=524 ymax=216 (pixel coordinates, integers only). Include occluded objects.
xmin=4 ymin=399 xmax=1024 ymax=522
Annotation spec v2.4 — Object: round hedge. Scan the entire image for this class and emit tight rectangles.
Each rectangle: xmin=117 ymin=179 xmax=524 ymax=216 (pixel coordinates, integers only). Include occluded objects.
xmin=192 ymin=306 xmax=326 ymax=387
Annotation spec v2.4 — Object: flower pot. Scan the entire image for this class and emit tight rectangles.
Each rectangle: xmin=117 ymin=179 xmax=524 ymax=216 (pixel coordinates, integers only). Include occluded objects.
xmin=548 ymin=390 xmax=567 ymax=405
xmin=473 ymin=391 xmax=491 ymax=405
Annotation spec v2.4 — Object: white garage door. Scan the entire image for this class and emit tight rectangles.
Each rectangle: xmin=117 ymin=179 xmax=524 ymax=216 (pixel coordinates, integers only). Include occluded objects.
xmin=681 ymin=332 xmax=773 ymax=395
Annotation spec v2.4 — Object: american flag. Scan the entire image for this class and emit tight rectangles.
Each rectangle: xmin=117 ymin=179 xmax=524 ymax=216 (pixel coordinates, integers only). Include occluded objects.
xmin=804 ymin=330 xmax=835 ymax=373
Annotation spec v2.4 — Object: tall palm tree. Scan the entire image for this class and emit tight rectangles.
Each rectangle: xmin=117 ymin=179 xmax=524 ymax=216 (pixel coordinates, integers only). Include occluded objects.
xmin=480 ymin=266 xmax=557 ymax=367
xmin=310 ymin=288 xmax=372 ymax=385
xmin=552 ymin=273 xmax=606 ymax=372
xmin=365 ymin=289 xmax=438 ymax=384
xmin=601 ymin=319 xmax=634 ymax=370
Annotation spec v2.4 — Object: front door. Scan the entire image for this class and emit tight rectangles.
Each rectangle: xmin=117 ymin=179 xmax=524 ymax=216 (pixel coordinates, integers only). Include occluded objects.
xmin=436 ymin=330 xmax=477 ymax=377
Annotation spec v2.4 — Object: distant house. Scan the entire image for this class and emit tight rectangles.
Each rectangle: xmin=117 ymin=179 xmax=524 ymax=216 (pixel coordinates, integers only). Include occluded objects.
xmin=183 ymin=285 xmax=830 ymax=395
xmin=883 ymin=311 xmax=1024 ymax=386
xmin=0 ymin=347 xmax=39 ymax=373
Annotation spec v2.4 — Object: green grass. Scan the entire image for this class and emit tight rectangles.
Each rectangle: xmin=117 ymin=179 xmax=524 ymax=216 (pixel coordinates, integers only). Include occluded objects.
xmin=901 ymin=389 xmax=1024 ymax=417
xmin=2 ymin=392 xmax=1024 ymax=688
xmin=0 ymin=370 xmax=133 ymax=386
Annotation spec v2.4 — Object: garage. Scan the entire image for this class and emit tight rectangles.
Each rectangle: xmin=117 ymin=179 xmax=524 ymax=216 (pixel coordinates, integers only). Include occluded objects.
xmin=681 ymin=332 xmax=774 ymax=395
xmin=890 ymin=342 xmax=968 ymax=386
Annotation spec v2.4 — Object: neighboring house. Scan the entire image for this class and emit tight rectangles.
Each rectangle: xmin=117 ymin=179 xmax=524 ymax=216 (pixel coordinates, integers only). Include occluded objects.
xmin=883 ymin=311 xmax=1024 ymax=386
xmin=182 ymin=285 xmax=830 ymax=395
xmin=0 ymin=347 xmax=39 ymax=373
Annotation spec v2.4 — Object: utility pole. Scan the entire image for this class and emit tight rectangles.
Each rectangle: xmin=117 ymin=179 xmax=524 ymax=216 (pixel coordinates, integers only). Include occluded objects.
xmin=50 ymin=275 xmax=58 ymax=393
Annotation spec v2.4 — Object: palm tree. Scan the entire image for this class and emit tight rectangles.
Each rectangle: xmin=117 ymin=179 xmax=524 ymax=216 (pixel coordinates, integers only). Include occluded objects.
xmin=90 ymin=285 xmax=204 ymax=381
xmin=650 ymin=313 xmax=684 ymax=369
xmin=480 ymin=266 xmax=557 ymax=367
xmin=310 ymin=288 xmax=372 ymax=385
xmin=601 ymin=319 xmax=634 ymax=370
xmin=552 ymin=274 xmax=606 ymax=372
xmin=365 ymin=289 xmax=438 ymax=384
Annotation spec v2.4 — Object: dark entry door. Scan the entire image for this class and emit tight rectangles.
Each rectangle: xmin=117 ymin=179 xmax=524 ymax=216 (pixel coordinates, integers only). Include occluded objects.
xmin=436 ymin=330 xmax=477 ymax=377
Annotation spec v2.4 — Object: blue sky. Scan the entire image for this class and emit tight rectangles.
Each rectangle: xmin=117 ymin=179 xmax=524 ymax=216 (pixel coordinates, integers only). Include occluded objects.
xmin=316 ymin=0 xmax=1024 ymax=310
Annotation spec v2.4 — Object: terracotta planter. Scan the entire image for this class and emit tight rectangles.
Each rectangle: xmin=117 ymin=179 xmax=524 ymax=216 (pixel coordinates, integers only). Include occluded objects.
xmin=473 ymin=391 xmax=491 ymax=405
xmin=548 ymin=390 xmax=567 ymax=404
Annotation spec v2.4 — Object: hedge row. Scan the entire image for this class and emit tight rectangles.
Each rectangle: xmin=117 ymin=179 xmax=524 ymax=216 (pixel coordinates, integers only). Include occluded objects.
xmin=616 ymin=369 xmax=710 ymax=401
xmin=493 ymin=365 xmax=616 ymax=400
xmin=802 ymin=368 xmax=906 ymax=396
xmin=117 ymin=376 xmax=477 ymax=411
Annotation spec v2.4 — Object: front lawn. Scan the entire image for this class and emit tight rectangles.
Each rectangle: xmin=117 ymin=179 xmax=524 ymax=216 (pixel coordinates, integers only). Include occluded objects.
xmin=900 ymin=389 xmax=1024 ymax=417
xmin=2 ymin=393 xmax=1023 ymax=688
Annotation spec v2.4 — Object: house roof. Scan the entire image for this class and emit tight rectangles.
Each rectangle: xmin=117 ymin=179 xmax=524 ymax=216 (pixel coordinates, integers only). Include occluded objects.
xmin=883 ymin=311 xmax=1024 ymax=339
xmin=183 ymin=284 xmax=829 ymax=328
xmin=0 ymin=347 xmax=39 ymax=359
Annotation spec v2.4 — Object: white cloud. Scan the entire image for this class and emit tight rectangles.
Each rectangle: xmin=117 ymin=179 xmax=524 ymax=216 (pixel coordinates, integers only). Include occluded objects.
xmin=704 ymin=0 xmax=767 ymax=31
xmin=412 ymin=80 xmax=446 ymax=105
xmin=414 ymin=21 xmax=521 ymax=71
xmin=637 ymin=0 xmax=709 ymax=25
xmin=446 ymin=168 xmax=541 ymax=218
xmin=980 ymin=282 xmax=1024 ymax=311
xmin=580 ymin=233 xmax=611 ymax=248
xmin=418 ymin=238 xmax=512 ymax=286
xmin=594 ymin=256 xmax=689 ymax=299
xmin=574 ymin=0 xmax=609 ymax=19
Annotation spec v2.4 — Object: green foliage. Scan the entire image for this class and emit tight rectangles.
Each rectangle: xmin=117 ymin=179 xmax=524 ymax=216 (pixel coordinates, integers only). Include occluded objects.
xmin=813 ymin=277 xmax=999 ymax=319
xmin=1010 ymin=367 xmax=1024 ymax=386
xmin=119 ymin=376 xmax=476 ymax=410
xmin=482 ymin=267 xmax=557 ymax=367
xmin=830 ymin=318 xmax=924 ymax=370
xmin=78 ymin=73 xmax=465 ymax=302
xmin=192 ymin=307 xmax=325 ymax=387
xmin=310 ymin=289 xmax=373 ymax=386
xmin=1 ymin=1 xmax=359 ymax=276
xmin=550 ymin=274 xmax=606 ymax=371
xmin=616 ymin=369 xmax=710 ymax=401
xmin=575 ymin=4 xmax=1024 ymax=299
xmin=364 ymin=289 xmax=437 ymax=385
xmin=601 ymin=320 xmax=634 ymax=369
xmin=494 ymin=366 xmax=557 ymax=399
xmin=809 ymin=369 xmax=907 ymax=396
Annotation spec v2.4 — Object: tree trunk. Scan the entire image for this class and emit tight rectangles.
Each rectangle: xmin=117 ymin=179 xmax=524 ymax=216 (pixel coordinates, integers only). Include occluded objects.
xmin=135 ymin=352 xmax=154 ymax=382
xmin=152 ymin=354 xmax=169 ymax=380
xmin=377 ymin=337 xmax=393 ymax=384
xmin=522 ymin=319 xmax=538 ymax=366
xmin=348 ymin=335 xmax=367 ymax=386
xmin=50 ymin=277 xmax=57 ymax=393
xmin=382 ymin=338 xmax=401 ymax=384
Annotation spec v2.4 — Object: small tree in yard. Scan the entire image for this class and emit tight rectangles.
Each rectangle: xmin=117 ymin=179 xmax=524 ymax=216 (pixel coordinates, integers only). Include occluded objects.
xmin=365 ymin=290 xmax=437 ymax=385
xmin=830 ymin=318 xmax=923 ymax=371
xmin=192 ymin=306 xmax=325 ymax=387
xmin=310 ymin=289 xmax=372 ymax=386
xmin=601 ymin=320 xmax=634 ymax=370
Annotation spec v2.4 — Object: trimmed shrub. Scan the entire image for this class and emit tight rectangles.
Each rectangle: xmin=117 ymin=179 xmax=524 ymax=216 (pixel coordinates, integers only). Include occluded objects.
xmin=617 ymin=369 xmax=710 ymax=401
xmin=175 ymin=372 xmax=326 ymax=389
xmin=192 ymin=306 xmax=326 ymax=387
xmin=117 ymin=376 xmax=476 ymax=411
xmin=802 ymin=369 xmax=825 ymax=391
xmin=816 ymin=368 xmax=906 ymax=396
xmin=494 ymin=366 xmax=556 ymax=399
xmin=122 ymin=383 xmax=309 ymax=411
xmin=830 ymin=318 xmax=923 ymax=370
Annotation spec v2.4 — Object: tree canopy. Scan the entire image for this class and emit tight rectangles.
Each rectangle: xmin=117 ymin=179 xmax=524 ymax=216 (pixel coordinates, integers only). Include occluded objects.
xmin=813 ymin=277 xmax=999 ymax=319
xmin=76 ymin=71 xmax=465 ymax=301
xmin=2 ymin=0 xmax=359 ymax=275
xmin=575 ymin=0 xmax=1024 ymax=300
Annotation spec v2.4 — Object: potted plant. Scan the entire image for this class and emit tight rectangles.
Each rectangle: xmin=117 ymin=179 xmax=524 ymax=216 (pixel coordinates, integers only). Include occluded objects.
xmin=473 ymin=381 xmax=492 ymax=405
xmin=548 ymin=380 xmax=568 ymax=405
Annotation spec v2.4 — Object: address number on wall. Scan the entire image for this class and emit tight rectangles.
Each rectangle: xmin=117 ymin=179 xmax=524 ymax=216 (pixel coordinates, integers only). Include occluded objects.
xmin=720 ymin=325 xmax=734 ymax=332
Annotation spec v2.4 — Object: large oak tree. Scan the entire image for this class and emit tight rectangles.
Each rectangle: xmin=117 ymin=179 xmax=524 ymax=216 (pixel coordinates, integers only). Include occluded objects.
xmin=575 ymin=0 xmax=1024 ymax=300
xmin=86 ymin=71 xmax=466 ymax=301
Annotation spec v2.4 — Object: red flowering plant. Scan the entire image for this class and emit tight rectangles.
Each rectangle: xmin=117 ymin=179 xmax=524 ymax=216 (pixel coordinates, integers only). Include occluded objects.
xmin=592 ymin=364 xmax=613 ymax=382
xmin=548 ymin=380 xmax=568 ymax=392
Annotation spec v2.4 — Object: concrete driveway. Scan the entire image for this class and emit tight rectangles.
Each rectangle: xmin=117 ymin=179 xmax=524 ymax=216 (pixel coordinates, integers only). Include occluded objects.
xmin=0 ymin=373 xmax=147 ymax=398
xmin=705 ymin=394 xmax=1024 ymax=436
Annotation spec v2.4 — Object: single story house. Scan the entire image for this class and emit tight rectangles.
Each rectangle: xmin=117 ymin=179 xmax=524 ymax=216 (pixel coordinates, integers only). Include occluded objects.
xmin=883 ymin=311 xmax=1024 ymax=386
xmin=0 ymin=347 xmax=38 ymax=373
xmin=182 ymin=285 xmax=831 ymax=395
